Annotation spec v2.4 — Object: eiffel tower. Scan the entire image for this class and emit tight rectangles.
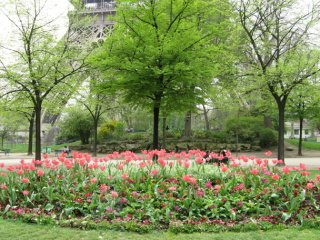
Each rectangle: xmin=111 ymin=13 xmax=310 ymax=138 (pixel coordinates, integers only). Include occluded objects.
xmin=75 ymin=0 xmax=116 ymax=40
xmin=42 ymin=0 xmax=116 ymax=144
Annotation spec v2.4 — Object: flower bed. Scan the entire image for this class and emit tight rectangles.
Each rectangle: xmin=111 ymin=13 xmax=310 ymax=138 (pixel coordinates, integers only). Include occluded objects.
xmin=0 ymin=150 xmax=319 ymax=233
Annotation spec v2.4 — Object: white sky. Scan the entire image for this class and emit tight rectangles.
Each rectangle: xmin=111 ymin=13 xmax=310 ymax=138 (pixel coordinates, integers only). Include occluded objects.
xmin=0 ymin=0 xmax=73 ymax=45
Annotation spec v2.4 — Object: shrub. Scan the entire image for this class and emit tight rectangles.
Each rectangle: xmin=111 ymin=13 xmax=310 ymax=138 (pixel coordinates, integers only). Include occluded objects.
xmin=192 ymin=130 xmax=210 ymax=139
xmin=259 ymin=129 xmax=278 ymax=148
xmin=98 ymin=121 xmax=126 ymax=140
xmin=165 ymin=130 xmax=182 ymax=139
xmin=224 ymin=116 xmax=264 ymax=143
xmin=126 ymin=133 xmax=145 ymax=140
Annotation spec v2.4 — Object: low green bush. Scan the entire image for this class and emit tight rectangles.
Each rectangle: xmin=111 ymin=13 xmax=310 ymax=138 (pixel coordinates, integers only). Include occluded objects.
xmin=259 ymin=129 xmax=278 ymax=148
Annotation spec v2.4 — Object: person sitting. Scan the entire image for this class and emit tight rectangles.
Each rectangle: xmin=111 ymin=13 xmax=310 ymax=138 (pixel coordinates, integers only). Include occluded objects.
xmin=220 ymin=149 xmax=229 ymax=165
xmin=63 ymin=146 xmax=70 ymax=155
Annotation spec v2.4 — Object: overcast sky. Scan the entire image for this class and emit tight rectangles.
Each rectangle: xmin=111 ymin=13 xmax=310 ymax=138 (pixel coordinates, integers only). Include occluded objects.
xmin=0 ymin=0 xmax=73 ymax=43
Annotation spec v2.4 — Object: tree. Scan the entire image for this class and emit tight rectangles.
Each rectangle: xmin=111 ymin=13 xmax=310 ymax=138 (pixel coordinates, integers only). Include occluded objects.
xmin=58 ymin=108 xmax=93 ymax=145
xmin=286 ymin=82 xmax=320 ymax=155
xmin=91 ymin=0 xmax=233 ymax=150
xmin=1 ymin=96 xmax=35 ymax=155
xmin=236 ymin=0 xmax=320 ymax=163
xmin=72 ymin=70 xmax=115 ymax=156
xmin=0 ymin=0 xmax=92 ymax=160
xmin=0 ymin=113 xmax=27 ymax=148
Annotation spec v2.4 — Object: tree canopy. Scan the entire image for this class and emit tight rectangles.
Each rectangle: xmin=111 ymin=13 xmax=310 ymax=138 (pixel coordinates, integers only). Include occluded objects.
xmin=235 ymin=0 xmax=320 ymax=162
xmin=0 ymin=0 xmax=92 ymax=160
xmin=90 ymin=0 xmax=234 ymax=150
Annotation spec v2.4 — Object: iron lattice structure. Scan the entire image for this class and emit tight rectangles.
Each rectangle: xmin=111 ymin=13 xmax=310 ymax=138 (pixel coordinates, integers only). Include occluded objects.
xmin=41 ymin=1 xmax=117 ymax=145
xmin=74 ymin=0 xmax=116 ymax=41
xmin=43 ymin=0 xmax=116 ymax=126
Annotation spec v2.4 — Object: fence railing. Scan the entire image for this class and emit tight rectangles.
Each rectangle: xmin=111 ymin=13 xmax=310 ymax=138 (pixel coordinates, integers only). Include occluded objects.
xmin=84 ymin=2 xmax=116 ymax=11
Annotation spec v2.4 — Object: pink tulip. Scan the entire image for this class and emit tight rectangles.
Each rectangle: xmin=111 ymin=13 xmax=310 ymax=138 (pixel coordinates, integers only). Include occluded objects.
xmin=111 ymin=191 xmax=118 ymax=197
xmin=121 ymin=173 xmax=129 ymax=179
xmin=307 ymin=183 xmax=314 ymax=189
xmin=151 ymin=169 xmax=159 ymax=175
xmin=22 ymin=177 xmax=29 ymax=183
xmin=220 ymin=166 xmax=229 ymax=172
xmin=300 ymin=171 xmax=311 ymax=176
xmin=189 ymin=177 xmax=197 ymax=184
xmin=139 ymin=162 xmax=146 ymax=168
xmin=90 ymin=177 xmax=98 ymax=183
xmin=265 ymin=151 xmax=273 ymax=156
xmin=282 ymin=166 xmax=290 ymax=175
xmin=182 ymin=175 xmax=191 ymax=182
xmin=16 ymin=170 xmax=24 ymax=175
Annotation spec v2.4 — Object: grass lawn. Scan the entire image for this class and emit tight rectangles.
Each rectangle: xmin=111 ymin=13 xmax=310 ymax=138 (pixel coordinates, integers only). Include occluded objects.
xmin=302 ymin=170 xmax=320 ymax=179
xmin=1 ymin=219 xmax=320 ymax=240
xmin=0 ymin=141 xmax=82 ymax=154
xmin=286 ymin=138 xmax=320 ymax=151
xmin=3 ymin=138 xmax=320 ymax=154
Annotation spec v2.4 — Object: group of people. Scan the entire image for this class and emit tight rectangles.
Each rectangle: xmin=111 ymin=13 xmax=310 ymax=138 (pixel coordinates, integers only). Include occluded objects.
xmin=201 ymin=149 xmax=229 ymax=165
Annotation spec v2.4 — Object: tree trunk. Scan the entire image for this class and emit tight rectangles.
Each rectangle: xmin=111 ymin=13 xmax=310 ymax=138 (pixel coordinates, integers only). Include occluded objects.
xmin=202 ymin=104 xmax=210 ymax=130
xmin=92 ymin=119 xmax=98 ymax=157
xmin=162 ymin=118 xmax=166 ymax=149
xmin=35 ymin=101 xmax=42 ymax=161
xmin=276 ymin=100 xmax=286 ymax=164
xmin=27 ymin=111 xmax=35 ymax=156
xmin=298 ymin=117 xmax=303 ymax=156
xmin=153 ymin=106 xmax=160 ymax=150
xmin=184 ymin=111 xmax=192 ymax=137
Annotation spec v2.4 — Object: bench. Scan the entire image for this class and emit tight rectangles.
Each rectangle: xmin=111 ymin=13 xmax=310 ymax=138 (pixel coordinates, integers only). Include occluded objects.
xmin=0 ymin=149 xmax=11 ymax=155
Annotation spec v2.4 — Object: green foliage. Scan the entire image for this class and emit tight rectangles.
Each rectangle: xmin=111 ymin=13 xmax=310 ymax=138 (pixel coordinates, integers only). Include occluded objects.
xmin=91 ymin=0 xmax=232 ymax=109
xmin=90 ymin=0 xmax=235 ymax=149
xmin=125 ymin=133 xmax=145 ymax=141
xmin=259 ymin=129 xmax=278 ymax=148
xmin=98 ymin=121 xmax=126 ymax=140
xmin=224 ymin=116 xmax=264 ymax=143
xmin=58 ymin=110 xmax=93 ymax=144
xmin=192 ymin=130 xmax=227 ymax=141
xmin=192 ymin=130 xmax=211 ymax=139
xmin=165 ymin=130 xmax=182 ymax=139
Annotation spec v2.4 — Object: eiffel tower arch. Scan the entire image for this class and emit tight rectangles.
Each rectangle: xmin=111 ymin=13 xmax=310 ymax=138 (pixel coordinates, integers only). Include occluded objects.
xmin=42 ymin=0 xmax=116 ymax=145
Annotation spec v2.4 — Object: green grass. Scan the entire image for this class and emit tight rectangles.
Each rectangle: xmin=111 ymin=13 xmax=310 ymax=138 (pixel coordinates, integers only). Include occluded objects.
xmin=1 ymin=219 xmax=320 ymax=240
xmin=0 ymin=141 xmax=82 ymax=154
xmin=286 ymin=138 xmax=320 ymax=151
xmin=287 ymin=170 xmax=320 ymax=179
xmin=305 ymin=170 xmax=320 ymax=179
xmin=2 ymin=138 xmax=320 ymax=154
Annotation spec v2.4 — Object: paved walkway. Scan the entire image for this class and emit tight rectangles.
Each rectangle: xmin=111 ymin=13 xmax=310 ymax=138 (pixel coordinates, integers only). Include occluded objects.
xmin=0 ymin=152 xmax=319 ymax=170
